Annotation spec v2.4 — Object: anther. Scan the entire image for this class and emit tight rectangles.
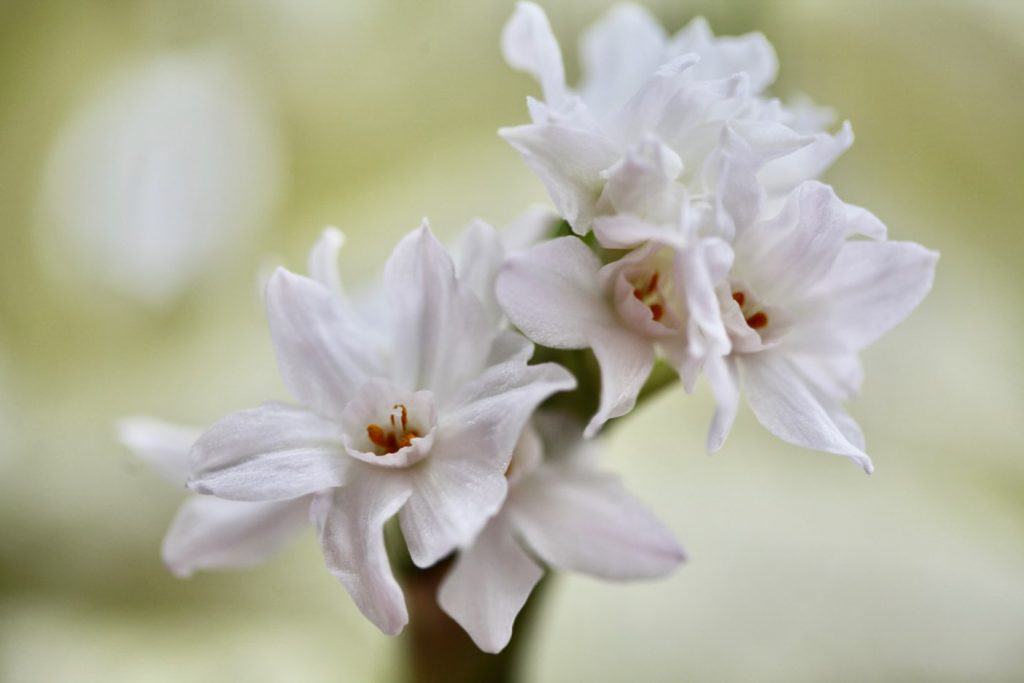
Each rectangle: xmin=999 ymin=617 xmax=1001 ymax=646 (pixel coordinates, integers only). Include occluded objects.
xmin=745 ymin=312 xmax=768 ymax=329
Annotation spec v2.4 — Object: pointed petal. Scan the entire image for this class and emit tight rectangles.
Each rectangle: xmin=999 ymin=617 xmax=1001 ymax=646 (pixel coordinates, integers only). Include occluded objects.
xmin=578 ymin=3 xmax=667 ymax=119
xmin=311 ymin=472 xmax=412 ymax=635
xmin=486 ymin=330 xmax=535 ymax=367
xmin=704 ymin=354 xmax=739 ymax=453
xmin=496 ymin=236 xmax=615 ymax=349
xmin=737 ymin=181 xmax=849 ymax=303
xmin=306 ymin=226 xmax=347 ymax=299
xmin=401 ymin=360 xmax=576 ymax=567
xmin=499 ymin=205 xmax=560 ymax=252
xmin=188 ymin=403 xmax=349 ymax=501
xmin=802 ymin=240 xmax=938 ymax=350
xmin=759 ymin=121 xmax=854 ymax=196
xmin=669 ymin=16 xmax=779 ymax=93
xmin=385 ymin=222 xmax=494 ymax=401
xmin=510 ymin=463 xmax=685 ymax=579
xmin=679 ymin=237 xmax=732 ymax=357
xmin=266 ymin=268 xmax=383 ymax=417
xmin=843 ymin=201 xmax=887 ymax=240
xmin=585 ymin=325 xmax=655 ymax=438
xmin=455 ymin=219 xmax=505 ymax=326
xmin=502 ymin=1 xmax=567 ymax=106
xmin=739 ymin=352 xmax=872 ymax=472
xmin=438 ymin=516 xmax=543 ymax=654
xmin=162 ymin=496 xmax=309 ymax=578
xmin=117 ymin=417 xmax=199 ymax=485
xmin=499 ymin=123 xmax=620 ymax=234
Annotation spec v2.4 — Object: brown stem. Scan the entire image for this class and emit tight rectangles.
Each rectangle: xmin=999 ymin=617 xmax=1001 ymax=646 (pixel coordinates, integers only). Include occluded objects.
xmin=399 ymin=560 xmax=550 ymax=683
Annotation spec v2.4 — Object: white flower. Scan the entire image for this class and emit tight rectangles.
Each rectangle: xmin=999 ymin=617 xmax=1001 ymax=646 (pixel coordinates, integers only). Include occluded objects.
xmin=697 ymin=181 xmax=938 ymax=470
xmin=496 ymin=232 xmax=730 ymax=437
xmin=499 ymin=2 xmax=850 ymax=237
xmin=118 ymin=417 xmax=309 ymax=578
xmin=438 ymin=418 xmax=685 ymax=653
xmin=38 ymin=50 xmax=284 ymax=306
xmin=187 ymin=221 xmax=575 ymax=635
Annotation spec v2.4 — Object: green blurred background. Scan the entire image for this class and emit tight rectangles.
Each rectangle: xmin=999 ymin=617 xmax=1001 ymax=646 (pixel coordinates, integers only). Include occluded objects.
xmin=1 ymin=1 xmax=1022 ymax=680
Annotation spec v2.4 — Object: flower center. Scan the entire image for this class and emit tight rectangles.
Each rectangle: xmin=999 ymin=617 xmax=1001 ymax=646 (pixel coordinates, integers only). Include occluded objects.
xmin=366 ymin=403 xmax=420 ymax=455
xmin=632 ymin=271 xmax=664 ymax=322
xmin=732 ymin=290 xmax=768 ymax=330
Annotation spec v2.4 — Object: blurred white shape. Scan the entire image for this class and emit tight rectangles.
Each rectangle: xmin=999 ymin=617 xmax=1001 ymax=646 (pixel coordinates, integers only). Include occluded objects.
xmin=38 ymin=50 xmax=285 ymax=306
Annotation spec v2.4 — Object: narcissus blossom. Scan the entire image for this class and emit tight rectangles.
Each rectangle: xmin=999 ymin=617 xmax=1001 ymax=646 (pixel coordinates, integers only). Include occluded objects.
xmin=118 ymin=417 xmax=309 ymax=577
xmin=496 ymin=233 xmax=730 ymax=437
xmin=187 ymin=222 xmax=575 ymax=635
xmin=500 ymin=2 xmax=850 ymax=238
xmin=697 ymin=181 xmax=938 ymax=470
xmin=439 ymin=420 xmax=685 ymax=653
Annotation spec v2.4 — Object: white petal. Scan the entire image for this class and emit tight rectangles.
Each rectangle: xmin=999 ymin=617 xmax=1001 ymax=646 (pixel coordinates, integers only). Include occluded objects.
xmin=737 ymin=181 xmax=849 ymax=303
xmin=843 ymin=201 xmax=887 ymax=240
xmin=501 ymin=1 xmax=567 ymax=106
xmin=384 ymin=223 xmax=493 ymax=401
xmin=593 ymin=214 xmax=682 ymax=250
xmin=611 ymin=54 xmax=729 ymax=149
xmin=802 ymin=241 xmax=939 ymax=350
xmin=597 ymin=138 xmax=685 ymax=224
xmin=311 ymin=472 xmax=412 ymax=635
xmin=400 ymin=360 xmax=576 ymax=567
xmin=499 ymin=205 xmax=560 ymax=252
xmin=455 ymin=219 xmax=505 ymax=326
xmin=162 ymin=496 xmax=309 ymax=578
xmin=704 ymin=354 xmax=739 ymax=453
xmin=578 ymin=3 xmax=668 ymax=119
xmin=739 ymin=352 xmax=872 ymax=472
xmin=509 ymin=462 xmax=685 ymax=579
xmin=188 ymin=403 xmax=349 ymax=501
xmin=117 ymin=417 xmax=199 ymax=485
xmin=499 ymin=123 xmax=620 ymax=233
xmin=759 ymin=121 xmax=853 ymax=197
xmin=486 ymin=330 xmax=535 ymax=367
xmin=496 ymin=236 xmax=615 ymax=349
xmin=306 ymin=226 xmax=347 ymax=299
xmin=437 ymin=516 xmax=543 ymax=654
xmin=669 ymin=16 xmax=779 ymax=93
xmin=679 ymin=237 xmax=732 ymax=358
xmin=266 ymin=268 xmax=383 ymax=418
xmin=585 ymin=325 xmax=655 ymax=438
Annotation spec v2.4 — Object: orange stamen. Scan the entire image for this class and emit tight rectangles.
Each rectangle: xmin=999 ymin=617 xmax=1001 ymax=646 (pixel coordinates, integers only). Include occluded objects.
xmin=367 ymin=424 xmax=392 ymax=451
xmin=732 ymin=291 xmax=745 ymax=307
xmin=745 ymin=312 xmax=768 ymax=329
xmin=645 ymin=272 xmax=659 ymax=295
xmin=367 ymin=404 xmax=418 ymax=455
xmin=650 ymin=303 xmax=664 ymax=321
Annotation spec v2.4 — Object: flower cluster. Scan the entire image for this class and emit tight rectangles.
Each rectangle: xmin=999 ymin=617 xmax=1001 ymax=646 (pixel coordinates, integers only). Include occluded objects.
xmin=121 ymin=2 xmax=936 ymax=655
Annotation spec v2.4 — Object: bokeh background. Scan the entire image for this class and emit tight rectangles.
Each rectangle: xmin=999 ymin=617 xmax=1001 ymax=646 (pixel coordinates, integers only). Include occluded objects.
xmin=2 ymin=1 xmax=1022 ymax=680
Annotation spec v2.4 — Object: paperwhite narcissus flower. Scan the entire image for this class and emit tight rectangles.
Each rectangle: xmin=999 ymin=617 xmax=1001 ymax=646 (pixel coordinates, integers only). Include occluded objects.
xmin=187 ymin=222 xmax=576 ymax=635
xmin=438 ymin=420 xmax=686 ymax=653
xmin=118 ymin=418 xmax=309 ymax=577
xmin=695 ymin=181 xmax=938 ymax=471
xmin=499 ymin=2 xmax=851 ymax=237
xmin=496 ymin=232 xmax=731 ymax=437
xmin=38 ymin=50 xmax=284 ymax=306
